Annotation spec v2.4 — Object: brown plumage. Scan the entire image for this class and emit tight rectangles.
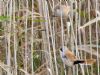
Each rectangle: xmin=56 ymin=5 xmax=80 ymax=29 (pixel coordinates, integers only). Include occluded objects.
xmin=60 ymin=46 xmax=96 ymax=66
xmin=83 ymin=59 xmax=96 ymax=65
xmin=65 ymin=49 xmax=77 ymax=61
xmin=53 ymin=5 xmax=70 ymax=18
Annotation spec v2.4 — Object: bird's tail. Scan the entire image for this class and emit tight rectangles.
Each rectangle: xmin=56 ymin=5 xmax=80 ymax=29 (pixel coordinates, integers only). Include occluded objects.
xmin=84 ymin=59 xmax=96 ymax=65
xmin=74 ymin=59 xmax=96 ymax=65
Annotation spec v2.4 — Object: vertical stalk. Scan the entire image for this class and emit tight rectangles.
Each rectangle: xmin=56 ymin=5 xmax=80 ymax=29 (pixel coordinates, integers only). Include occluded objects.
xmin=88 ymin=0 xmax=93 ymax=75
xmin=31 ymin=0 xmax=34 ymax=75
xmin=24 ymin=0 xmax=28 ymax=75
xmin=43 ymin=1 xmax=54 ymax=75
xmin=96 ymin=0 xmax=99 ymax=75
xmin=13 ymin=0 xmax=17 ymax=75
xmin=78 ymin=1 xmax=85 ymax=75
xmin=0 ymin=0 xmax=3 ymax=16
xmin=7 ymin=0 xmax=12 ymax=75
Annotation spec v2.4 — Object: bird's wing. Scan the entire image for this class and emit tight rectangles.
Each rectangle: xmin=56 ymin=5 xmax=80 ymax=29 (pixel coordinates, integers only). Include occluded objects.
xmin=65 ymin=50 xmax=77 ymax=61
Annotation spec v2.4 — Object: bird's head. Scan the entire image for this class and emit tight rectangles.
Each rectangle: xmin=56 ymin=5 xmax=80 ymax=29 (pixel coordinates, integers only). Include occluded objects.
xmin=60 ymin=46 xmax=68 ymax=52
xmin=54 ymin=4 xmax=70 ymax=17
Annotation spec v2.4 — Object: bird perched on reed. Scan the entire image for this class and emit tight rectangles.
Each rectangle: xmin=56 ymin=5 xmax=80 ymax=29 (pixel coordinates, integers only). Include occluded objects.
xmin=60 ymin=46 xmax=96 ymax=67
xmin=53 ymin=4 xmax=70 ymax=18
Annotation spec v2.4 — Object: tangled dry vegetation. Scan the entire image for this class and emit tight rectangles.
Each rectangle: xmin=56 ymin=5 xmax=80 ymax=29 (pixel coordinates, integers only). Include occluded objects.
xmin=0 ymin=0 xmax=100 ymax=75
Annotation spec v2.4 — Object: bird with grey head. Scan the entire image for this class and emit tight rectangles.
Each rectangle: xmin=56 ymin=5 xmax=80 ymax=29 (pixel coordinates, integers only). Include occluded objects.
xmin=60 ymin=46 xmax=96 ymax=67
xmin=52 ymin=3 xmax=70 ymax=18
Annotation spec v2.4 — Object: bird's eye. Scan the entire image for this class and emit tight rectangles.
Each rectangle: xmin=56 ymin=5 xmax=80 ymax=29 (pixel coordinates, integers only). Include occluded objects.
xmin=60 ymin=48 xmax=63 ymax=51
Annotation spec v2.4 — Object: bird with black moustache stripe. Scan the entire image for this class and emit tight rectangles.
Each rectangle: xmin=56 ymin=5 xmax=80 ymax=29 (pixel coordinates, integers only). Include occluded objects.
xmin=60 ymin=46 xmax=96 ymax=67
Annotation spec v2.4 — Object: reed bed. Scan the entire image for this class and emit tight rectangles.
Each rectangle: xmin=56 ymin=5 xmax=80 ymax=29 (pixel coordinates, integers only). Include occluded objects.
xmin=0 ymin=0 xmax=100 ymax=75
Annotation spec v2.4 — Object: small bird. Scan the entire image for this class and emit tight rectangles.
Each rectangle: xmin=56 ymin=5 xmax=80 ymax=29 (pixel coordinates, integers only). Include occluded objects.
xmin=60 ymin=46 xmax=96 ymax=67
xmin=53 ymin=4 xmax=70 ymax=18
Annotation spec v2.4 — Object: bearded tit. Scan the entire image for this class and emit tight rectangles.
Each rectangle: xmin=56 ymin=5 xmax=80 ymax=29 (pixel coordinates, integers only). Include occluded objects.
xmin=60 ymin=46 xmax=96 ymax=67
xmin=53 ymin=4 xmax=70 ymax=18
